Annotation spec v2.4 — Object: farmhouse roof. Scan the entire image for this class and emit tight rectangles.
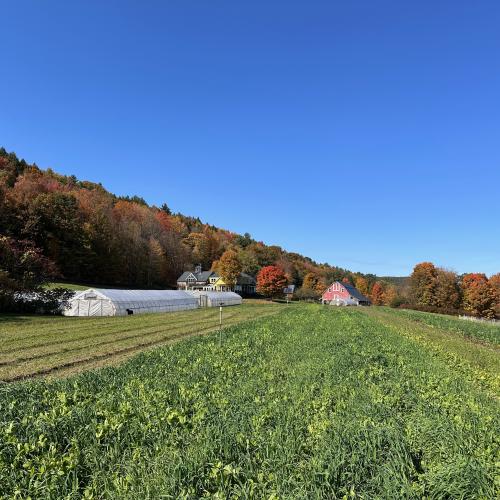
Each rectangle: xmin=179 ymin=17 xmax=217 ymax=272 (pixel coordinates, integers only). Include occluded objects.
xmin=177 ymin=271 xmax=192 ymax=282
xmin=177 ymin=270 xmax=218 ymax=282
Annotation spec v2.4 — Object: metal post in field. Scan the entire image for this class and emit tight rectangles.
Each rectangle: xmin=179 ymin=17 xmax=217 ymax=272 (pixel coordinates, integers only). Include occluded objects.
xmin=219 ymin=303 xmax=224 ymax=346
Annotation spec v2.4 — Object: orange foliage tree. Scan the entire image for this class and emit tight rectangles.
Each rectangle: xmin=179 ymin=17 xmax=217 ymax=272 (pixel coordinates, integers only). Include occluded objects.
xmin=409 ymin=262 xmax=438 ymax=306
xmin=434 ymin=269 xmax=461 ymax=309
xmin=216 ymin=249 xmax=242 ymax=286
xmin=257 ymin=266 xmax=288 ymax=298
xmin=489 ymin=273 xmax=500 ymax=317
xmin=461 ymin=274 xmax=496 ymax=318
xmin=382 ymin=285 xmax=397 ymax=306
xmin=371 ymin=282 xmax=384 ymax=305
xmin=354 ymin=276 xmax=369 ymax=296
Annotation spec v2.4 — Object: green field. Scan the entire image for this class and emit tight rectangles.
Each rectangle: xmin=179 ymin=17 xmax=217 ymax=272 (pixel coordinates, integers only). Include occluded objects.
xmin=45 ymin=282 xmax=90 ymax=291
xmin=0 ymin=302 xmax=283 ymax=382
xmin=1 ymin=305 xmax=499 ymax=498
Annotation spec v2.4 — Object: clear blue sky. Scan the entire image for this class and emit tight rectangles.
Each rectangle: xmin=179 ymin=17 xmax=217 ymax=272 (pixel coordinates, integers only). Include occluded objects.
xmin=1 ymin=1 xmax=499 ymax=276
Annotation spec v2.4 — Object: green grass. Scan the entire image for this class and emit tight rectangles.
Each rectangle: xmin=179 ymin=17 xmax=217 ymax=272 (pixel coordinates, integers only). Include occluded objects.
xmin=388 ymin=307 xmax=500 ymax=345
xmin=45 ymin=282 xmax=128 ymax=291
xmin=1 ymin=305 xmax=498 ymax=498
xmin=0 ymin=303 xmax=283 ymax=382
xmin=45 ymin=282 xmax=91 ymax=291
xmin=362 ymin=307 xmax=500 ymax=397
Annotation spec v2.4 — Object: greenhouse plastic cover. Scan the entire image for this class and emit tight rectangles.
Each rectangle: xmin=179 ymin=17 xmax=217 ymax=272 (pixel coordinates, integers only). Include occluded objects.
xmin=84 ymin=289 xmax=197 ymax=303
xmin=187 ymin=291 xmax=242 ymax=306
xmin=65 ymin=289 xmax=198 ymax=316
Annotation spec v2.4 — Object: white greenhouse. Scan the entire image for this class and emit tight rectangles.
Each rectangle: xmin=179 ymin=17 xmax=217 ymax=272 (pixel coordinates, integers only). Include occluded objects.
xmin=63 ymin=289 xmax=198 ymax=317
xmin=187 ymin=291 xmax=242 ymax=308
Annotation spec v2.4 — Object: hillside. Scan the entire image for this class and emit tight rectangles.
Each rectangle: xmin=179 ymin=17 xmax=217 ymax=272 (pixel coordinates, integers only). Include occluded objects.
xmin=0 ymin=147 xmax=375 ymax=290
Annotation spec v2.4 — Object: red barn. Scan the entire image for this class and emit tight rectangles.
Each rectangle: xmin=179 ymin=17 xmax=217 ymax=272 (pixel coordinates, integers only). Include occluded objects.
xmin=321 ymin=281 xmax=371 ymax=306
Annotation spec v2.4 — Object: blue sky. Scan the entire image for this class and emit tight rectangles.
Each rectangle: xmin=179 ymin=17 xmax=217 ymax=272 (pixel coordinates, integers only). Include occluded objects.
xmin=1 ymin=1 xmax=499 ymax=276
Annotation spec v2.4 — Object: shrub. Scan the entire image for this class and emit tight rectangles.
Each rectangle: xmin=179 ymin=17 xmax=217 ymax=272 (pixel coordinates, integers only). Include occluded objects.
xmin=294 ymin=287 xmax=320 ymax=301
xmin=10 ymin=288 xmax=74 ymax=314
xmin=397 ymin=303 xmax=471 ymax=317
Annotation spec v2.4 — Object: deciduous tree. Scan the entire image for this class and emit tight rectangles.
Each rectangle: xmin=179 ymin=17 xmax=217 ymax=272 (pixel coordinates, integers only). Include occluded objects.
xmin=354 ymin=276 xmax=369 ymax=296
xmin=237 ymin=249 xmax=259 ymax=277
xmin=302 ymin=272 xmax=319 ymax=291
xmin=0 ymin=236 xmax=60 ymax=311
xmin=371 ymin=282 xmax=384 ymax=305
xmin=382 ymin=285 xmax=397 ymax=306
xmin=489 ymin=273 xmax=500 ymax=317
xmin=257 ymin=266 xmax=288 ymax=298
xmin=435 ymin=269 xmax=461 ymax=309
xmin=409 ymin=262 xmax=438 ymax=306
xmin=461 ymin=273 xmax=496 ymax=318
xmin=22 ymin=192 xmax=88 ymax=280
xmin=217 ymin=249 xmax=243 ymax=286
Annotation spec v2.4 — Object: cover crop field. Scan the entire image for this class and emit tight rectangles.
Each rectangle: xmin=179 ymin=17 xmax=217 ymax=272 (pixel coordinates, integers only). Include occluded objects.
xmin=1 ymin=305 xmax=499 ymax=498
xmin=0 ymin=303 xmax=282 ymax=382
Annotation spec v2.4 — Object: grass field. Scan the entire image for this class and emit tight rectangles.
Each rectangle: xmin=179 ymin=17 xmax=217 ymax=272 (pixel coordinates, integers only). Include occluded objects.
xmin=0 ymin=302 xmax=283 ymax=382
xmin=1 ymin=305 xmax=499 ymax=498
xmin=383 ymin=307 xmax=500 ymax=345
xmin=45 ymin=282 xmax=95 ymax=291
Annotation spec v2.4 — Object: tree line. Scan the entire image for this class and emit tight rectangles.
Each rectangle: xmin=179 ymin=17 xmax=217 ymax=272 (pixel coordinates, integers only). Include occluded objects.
xmin=0 ymin=148 xmax=369 ymax=310
xmin=347 ymin=263 xmax=499 ymax=319
xmin=405 ymin=262 xmax=499 ymax=319
xmin=2 ymin=148 xmax=498 ymax=318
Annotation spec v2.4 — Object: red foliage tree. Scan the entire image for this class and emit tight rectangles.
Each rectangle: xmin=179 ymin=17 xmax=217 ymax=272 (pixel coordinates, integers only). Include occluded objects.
xmin=256 ymin=266 xmax=288 ymax=298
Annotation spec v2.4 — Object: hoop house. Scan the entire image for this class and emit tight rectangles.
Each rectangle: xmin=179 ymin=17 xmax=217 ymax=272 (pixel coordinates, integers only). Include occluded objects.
xmin=187 ymin=291 xmax=242 ymax=307
xmin=63 ymin=289 xmax=198 ymax=317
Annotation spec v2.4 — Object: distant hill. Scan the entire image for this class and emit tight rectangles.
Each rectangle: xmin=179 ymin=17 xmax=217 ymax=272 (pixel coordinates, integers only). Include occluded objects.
xmin=379 ymin=276 xmax=409 ymax=287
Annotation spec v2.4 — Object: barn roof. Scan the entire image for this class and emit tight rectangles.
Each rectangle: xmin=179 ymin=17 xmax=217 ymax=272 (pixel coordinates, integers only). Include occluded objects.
xmin=341 ymin=283 xmax=370 ymax=302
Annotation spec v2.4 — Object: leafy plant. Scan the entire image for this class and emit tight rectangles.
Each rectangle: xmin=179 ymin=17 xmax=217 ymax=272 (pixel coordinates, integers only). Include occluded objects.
xmin=0 ymin=305 xmax=497 ymax=498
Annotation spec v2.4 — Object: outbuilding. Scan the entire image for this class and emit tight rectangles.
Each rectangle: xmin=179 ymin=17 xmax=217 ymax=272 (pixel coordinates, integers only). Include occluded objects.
xmin=187 ymin=291 xmax=242 ymax=307
xmin=63 ymin=289 xmax=198 ymax=317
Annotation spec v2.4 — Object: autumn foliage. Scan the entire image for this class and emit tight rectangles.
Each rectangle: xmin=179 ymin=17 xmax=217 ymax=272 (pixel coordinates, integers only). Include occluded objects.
xmin=406 ymin=263 xmax=499 ymax=318
xmin=1 ymin=148 xmax=498 ymax=318
xmin=370 ymin=282 xmax=385 ymax=305
xmin=461 ymin=274 xmax=496 ymax=319
xmin=0 ymin=148 xmax=366 ymax=292
xmin=214 ymin=249 xmax=242 ymax=285
xmin=302 ymin=272 xmax=326 ymax=295
xmin=256 ymin=266 xmax=288 ymax=298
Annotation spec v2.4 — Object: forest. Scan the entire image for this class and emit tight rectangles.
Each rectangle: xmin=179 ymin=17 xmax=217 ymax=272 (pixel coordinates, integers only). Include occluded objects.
xmin=0 ymin=147 xmax=498 ymax=317
xmin=0 ymin=149 xmax=367 ymax=288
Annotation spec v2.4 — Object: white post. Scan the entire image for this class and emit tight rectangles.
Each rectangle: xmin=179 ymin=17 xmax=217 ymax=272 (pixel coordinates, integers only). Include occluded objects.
xmin=219 ymin=305 xmax=222 ymax=346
